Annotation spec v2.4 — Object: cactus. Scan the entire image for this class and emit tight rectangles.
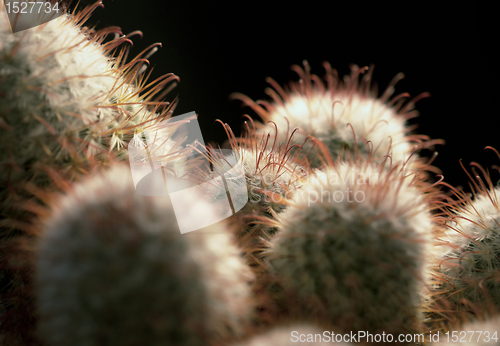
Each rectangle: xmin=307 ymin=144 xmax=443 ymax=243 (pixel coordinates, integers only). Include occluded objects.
xmin=0 ymin=2 xmax=178 ymax=343
xmin=35 ymin=164 xmax=255 ymax=346
xmin=264 ymin=157 xmax=435 ymax=334
xmin=232 ymin=61 xmax=440 ymax=169
xmin=430 ymin=148 xmax=500 ymax=325
xmin=3 ymin=0 xmax=495 ymax=341
xmin=0 ymin=0 xmax=177 ymax=217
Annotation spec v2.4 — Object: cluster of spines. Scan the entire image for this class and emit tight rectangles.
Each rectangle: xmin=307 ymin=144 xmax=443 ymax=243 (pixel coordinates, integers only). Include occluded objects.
xmin=427 ymin=147 xmax=500 ymax=331
xmin=231 ymin=61 xmax=442 ymax=170
xmin=0 ymin=1 xmax=178 ymax=192
xmin=202 ymin=118 xmax=308 ymax=273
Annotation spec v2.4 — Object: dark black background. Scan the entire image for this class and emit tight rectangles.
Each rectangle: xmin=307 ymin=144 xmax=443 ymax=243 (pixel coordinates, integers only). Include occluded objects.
xmin=74 ymin=1 xmax=499 ymax=191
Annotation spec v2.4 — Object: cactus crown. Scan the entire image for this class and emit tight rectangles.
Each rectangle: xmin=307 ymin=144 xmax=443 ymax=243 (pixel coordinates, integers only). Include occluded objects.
xmin=232 ymin=61 xmax=438 ymax=168
xmin=0 ymin=1 xmax=178 ymax=190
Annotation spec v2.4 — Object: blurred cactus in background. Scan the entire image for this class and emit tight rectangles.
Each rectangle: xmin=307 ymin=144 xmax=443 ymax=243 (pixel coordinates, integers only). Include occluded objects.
xmin=36 ymin=164 xmax=254 ymax=346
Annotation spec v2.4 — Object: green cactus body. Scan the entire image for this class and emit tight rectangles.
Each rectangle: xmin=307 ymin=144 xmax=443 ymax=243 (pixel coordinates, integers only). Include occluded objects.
xmin=36 ymin=164 xmax=254 ymax=346
xmin=265 ymin=159 xmax=433 ymax=334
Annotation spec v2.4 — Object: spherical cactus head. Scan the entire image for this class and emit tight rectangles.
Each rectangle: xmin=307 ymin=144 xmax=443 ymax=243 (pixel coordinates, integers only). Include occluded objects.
xmin=0 ymin=1 xmax=178 ymax=193
xmin=232 ymin=61 xmax=441 ymax=170
xmin=35 ymin=164 xmax=255 ymax=346
xmin=265 ymin=155 xmax=435 ymax=334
